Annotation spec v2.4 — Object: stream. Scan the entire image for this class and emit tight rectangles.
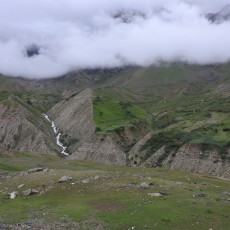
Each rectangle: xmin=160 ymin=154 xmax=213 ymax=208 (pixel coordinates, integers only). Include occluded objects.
xmin=43 ymin=114 xmax=69 ymax=156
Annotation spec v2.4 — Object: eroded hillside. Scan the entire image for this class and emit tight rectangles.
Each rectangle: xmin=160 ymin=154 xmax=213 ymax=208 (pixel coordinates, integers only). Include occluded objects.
xmin=0 ymin=63 xmax=230 ymax=178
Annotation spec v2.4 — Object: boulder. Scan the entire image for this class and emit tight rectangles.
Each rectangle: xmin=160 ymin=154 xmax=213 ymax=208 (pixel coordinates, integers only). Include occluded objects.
xmin=223 ymin=191 xmax=230 ymax=196
xmin=0 ymin=224 xmax=6 ymax=229
xmin=140 ymin=182 xmax=151 ymax=189
xmin=23 ymin=189 xmax=39 ymax=197
xmin=94 ymin=175 xmax=100 ymax=180
xmin=193 ymin=193 xmax=206 ymax=198
xmin=17 ymin=184 xmax=25 ymax=189
xmin=58 ymin=176 xmax=72 ymax=183
xmin=148 ymin=193 xmax=162 ymax=197
xmin=82 ymin=178 xmax=90 ymax=184
xmin=27 ymin=168 xmax=43 ymax=173
xmin=8 ymin=191 xmax=18 ymax=199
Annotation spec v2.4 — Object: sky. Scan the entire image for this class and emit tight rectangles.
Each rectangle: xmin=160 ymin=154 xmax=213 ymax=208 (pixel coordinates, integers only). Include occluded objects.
xmin=0 ymin=0 xmax=230 ymax=79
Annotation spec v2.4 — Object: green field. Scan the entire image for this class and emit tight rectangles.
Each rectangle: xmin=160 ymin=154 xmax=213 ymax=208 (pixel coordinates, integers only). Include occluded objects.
xmin=0 ymin=152 xmax=230 ymax=229
xmin=93 ymin=97 xmax=147 ymax=133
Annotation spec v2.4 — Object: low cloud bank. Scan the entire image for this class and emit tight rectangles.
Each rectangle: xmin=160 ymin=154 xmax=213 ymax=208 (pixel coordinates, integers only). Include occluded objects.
xmin=0 ymin=0 xmax=230 ymax=78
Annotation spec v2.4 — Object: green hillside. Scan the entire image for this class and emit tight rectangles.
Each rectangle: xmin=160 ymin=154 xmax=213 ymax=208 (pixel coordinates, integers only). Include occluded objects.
xmin=92 ymin=63 xmax=230 ymax=156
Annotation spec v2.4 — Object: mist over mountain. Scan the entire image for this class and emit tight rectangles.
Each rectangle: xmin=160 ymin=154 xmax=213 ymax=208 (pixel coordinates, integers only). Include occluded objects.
xmin=206 ymin=5 xmax=230 ymax=23
xmin=0 ymin=0 xmax=230 ymax=79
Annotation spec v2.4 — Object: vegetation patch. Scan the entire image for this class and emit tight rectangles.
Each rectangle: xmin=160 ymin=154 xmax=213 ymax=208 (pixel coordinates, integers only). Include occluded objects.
xmin=93 ymin=97 xmax=146 ymax=133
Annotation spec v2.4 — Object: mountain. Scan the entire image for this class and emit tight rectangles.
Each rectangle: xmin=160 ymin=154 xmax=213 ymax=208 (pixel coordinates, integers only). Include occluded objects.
xmin=0 ymin=62 xmax=230 ymax=229
xmin=0 ymin=63 xmax=230 ymax=178
xmin=206 ymin=5 xmax=230 ymax=23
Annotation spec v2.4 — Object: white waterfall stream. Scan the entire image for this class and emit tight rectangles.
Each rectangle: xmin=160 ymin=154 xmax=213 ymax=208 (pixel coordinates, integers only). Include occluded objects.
xmin=43 ymin=114 xmax=69 ymax=156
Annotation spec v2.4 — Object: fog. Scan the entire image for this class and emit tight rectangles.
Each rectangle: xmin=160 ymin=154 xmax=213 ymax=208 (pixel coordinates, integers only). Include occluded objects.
xmin=0 ymin=0 xmax=229 ymax=78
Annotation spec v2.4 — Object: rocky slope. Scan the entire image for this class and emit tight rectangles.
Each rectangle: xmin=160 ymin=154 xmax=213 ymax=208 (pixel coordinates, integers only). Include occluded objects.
xmin=48 ymin=89 xmax=96 ymax=153
xmin=69 ymin=134 xmax=126 ymax=165
xmin=0 ymin=103 xmax=57 ymax=154
xmin=129 ymin=140 xmax=230 ymax=179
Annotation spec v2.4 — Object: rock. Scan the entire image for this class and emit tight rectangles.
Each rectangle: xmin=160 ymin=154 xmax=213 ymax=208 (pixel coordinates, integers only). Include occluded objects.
xmin=23 ymin=189 xmax=39 ymax=197
xmin=58 ymin=176 xmax=72 ymax=183
xmin=175 ymin=181 xmax=183 ymax=185
xmin=25 ymin=221 xmax=33 ymax=227
xmin=39 ymin=191 xmax=45 ymax=195
xmin=0 ymin=224 xmax=5 ymax=229
xmin=193 ymin=193 xmax=206 ymax=198
xmin=17 ymin=184 xmax=25 ymax=189
xmin=223 ymin=191 xmax=230 ymax=196
xmin=27 ymin=168 xmax=43 ymax=173
xmin=8 ymin=191 xmax=18 ymax=199
xmin=201 ymin=181 xmax=208 ymax=185
xmin=140 ymin=182 xmax=151 ymax=189
xmin=82 ymin=178 xmax=90 ymax=184
xmin=148 ymin=193 xmax=163 ymax=197
xmin=94 ymin=175 xmax=100 ymax=180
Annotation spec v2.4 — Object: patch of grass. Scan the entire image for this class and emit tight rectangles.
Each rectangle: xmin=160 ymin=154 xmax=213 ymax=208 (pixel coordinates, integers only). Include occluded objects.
xmin=93 ymin=97 xmax=146 ymax=133
xmin=0 ymin=163 xmax=26 ymax=171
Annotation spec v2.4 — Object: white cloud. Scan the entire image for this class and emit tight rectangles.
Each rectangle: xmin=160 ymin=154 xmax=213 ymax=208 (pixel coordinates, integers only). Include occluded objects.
xmin=0 ymin=0 xmax=229 ymax=78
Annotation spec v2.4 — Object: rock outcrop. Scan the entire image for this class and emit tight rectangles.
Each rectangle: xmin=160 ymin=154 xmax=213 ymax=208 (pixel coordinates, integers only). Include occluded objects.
xmin=69 ymin=134 xmax=126 ymax=165
xmin=143 ymin=144 xmax=230 ymax=179
xmin=169 ymin=145 xmax=230 ymax=179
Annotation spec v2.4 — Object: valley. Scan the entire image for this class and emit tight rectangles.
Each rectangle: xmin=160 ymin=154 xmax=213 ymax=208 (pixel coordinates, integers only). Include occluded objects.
xmin=0 ymin=63 xmax=230 ymax=229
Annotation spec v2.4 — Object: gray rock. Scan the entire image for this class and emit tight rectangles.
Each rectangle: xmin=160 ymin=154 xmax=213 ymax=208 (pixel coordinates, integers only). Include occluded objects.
xmin=82 ymin=178 xmax=90 ymax=184
xmin=148 ymin=193 xmax=163 ymax=197
xmin=223 ymin=191 xmax=230 ymax=196
xmin=27 ymin=168 xmax=43 ymax=173
xmin=17 ymin=184 xmax=25 ymax=189
xmin=193 ymin=193 xmax=206 ymax=198
xmin=201 ymin=181 xmax=208 ymax=185
xmin=8 ymin=191 xmax=18 ymax=199
xmin=23 ymin=189 xmax=39 ymax=197
xmin=0 ymin=224 xmax=5 ymax=230
xmin=175 ymin=181 xmax=183 ymax=185
xmin=94 ymin=175 xmax=100 ymax=180
xmin=25 ymin=221 xmax=33 ymax=227
xmin=140 ymin=182 xmax=151 ymax=189
xmin=58 ymin=176 xmax=72 ymax=183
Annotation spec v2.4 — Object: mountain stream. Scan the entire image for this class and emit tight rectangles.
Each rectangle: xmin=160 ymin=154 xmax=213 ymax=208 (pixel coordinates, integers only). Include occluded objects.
xmin=43 ymin=114 xmax=69 ymax=156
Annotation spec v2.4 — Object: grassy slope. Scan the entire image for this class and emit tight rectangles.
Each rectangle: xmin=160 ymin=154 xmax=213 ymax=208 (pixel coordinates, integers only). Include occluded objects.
xmin=92 ymin=63 xmax=230 ymax=156
xmin=93 ymin=96 xmax=147 ymax=133
xmin=0 ymin=152 xmax=229 ymax=229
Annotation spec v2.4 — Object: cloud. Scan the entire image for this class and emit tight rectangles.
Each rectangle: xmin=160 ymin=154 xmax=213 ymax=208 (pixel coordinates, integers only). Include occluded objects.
xmin=0 ymin=0 xmax=229 ymax=79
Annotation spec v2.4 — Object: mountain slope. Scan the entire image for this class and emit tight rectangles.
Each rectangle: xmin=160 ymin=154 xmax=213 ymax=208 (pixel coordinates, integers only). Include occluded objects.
xmin=0 ymin=91 xmax=60 ymax=154
xmin=0 ymin=63 xmax=230 ymax=177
